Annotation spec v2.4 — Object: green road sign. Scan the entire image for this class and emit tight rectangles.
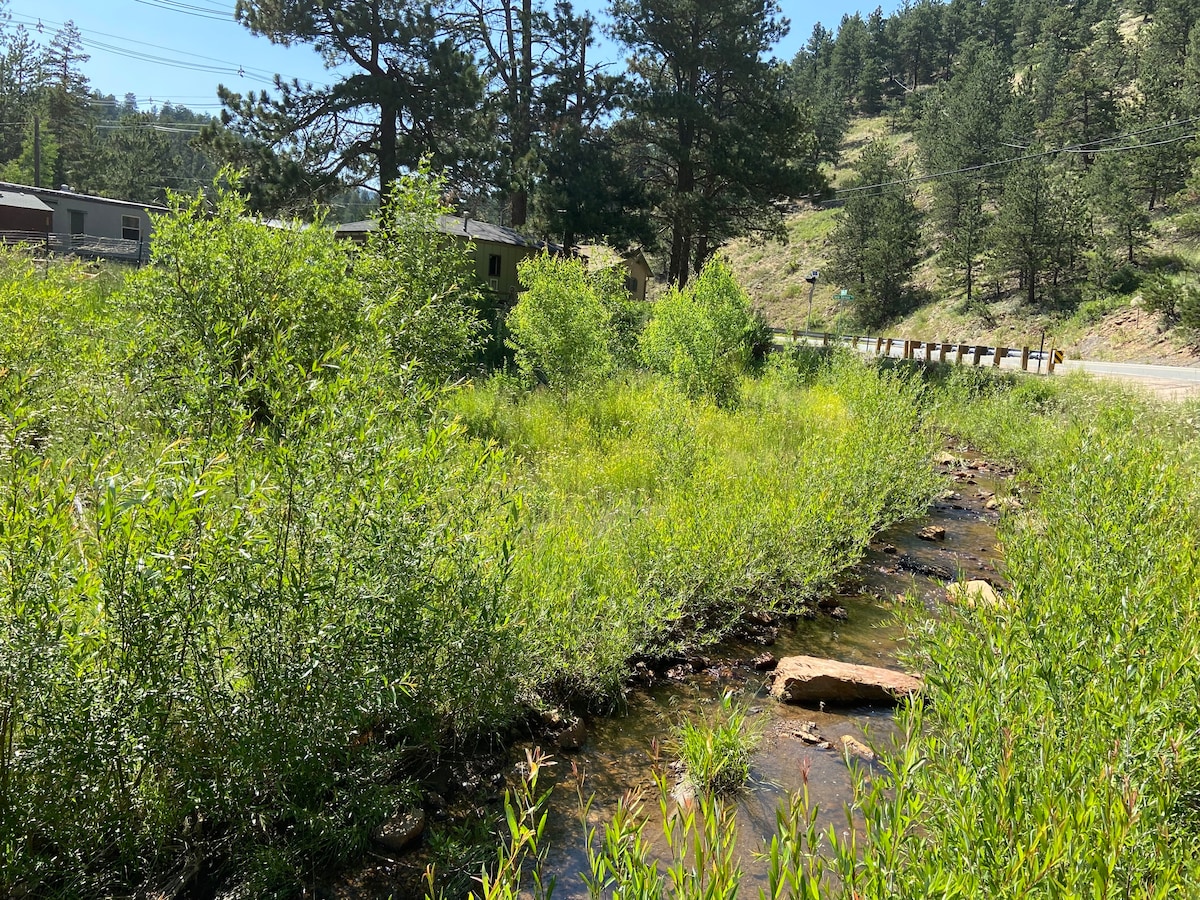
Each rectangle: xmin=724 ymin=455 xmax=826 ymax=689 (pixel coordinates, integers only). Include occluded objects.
xmin=834 ymin=288 xmax=854 ymax=302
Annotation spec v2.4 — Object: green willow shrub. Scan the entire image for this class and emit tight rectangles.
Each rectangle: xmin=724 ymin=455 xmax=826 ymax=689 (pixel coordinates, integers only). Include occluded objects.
xmin=354 ymin=163 xmax=484 ymax=384
xmin=507 ymin=253 xmax=615 ymax=391
xmin=127 ymin=174 xmax=361 ymax=432
xmin=639 ymin=259 xmax=758 ymax=406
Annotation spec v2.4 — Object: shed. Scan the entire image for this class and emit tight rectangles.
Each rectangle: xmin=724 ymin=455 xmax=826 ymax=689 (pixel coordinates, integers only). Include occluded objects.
xmin=336 ymin=215 xmax=565 ymax=300
xmin=579 ymin=245 xmax=653 ymax=301
xmin=0 ymin=190 xmax=53 ymax=244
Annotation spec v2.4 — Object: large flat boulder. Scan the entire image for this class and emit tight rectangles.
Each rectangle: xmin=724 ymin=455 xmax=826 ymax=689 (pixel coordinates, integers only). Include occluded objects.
xmin=770 ymin=655 xmax=922 ymax=706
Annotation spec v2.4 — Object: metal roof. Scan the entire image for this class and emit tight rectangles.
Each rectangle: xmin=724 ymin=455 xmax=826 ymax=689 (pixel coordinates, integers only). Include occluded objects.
xmin=337 ymin=214 xmax=563 ymax=253
xmin=0 ymin=190 xmax=52 ymax=212
xmin=0 ymin=181 xmax=167 ymax=213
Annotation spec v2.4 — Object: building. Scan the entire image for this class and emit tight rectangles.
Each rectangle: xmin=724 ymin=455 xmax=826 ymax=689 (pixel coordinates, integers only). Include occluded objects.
xmin=0 ymin=181 xmax=166 ymax=263
xmin=336 ymin=214 xmax=565 ymax=300
xmin=578 ymin=245 xmax=653 ymax=301
xmin=0 ymin=190 xmax=53 ymax=246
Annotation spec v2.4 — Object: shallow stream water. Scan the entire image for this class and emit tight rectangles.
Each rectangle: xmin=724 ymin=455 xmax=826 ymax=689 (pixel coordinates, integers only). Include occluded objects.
xmin=331 ymin=451 xmax=1008 ymax=899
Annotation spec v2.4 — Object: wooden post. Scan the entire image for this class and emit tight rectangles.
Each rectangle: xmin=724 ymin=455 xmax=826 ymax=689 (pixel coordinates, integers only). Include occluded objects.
xmin=792 ymin=329 xmax=799 ymax=344
xmin=875 ymin=336 xmax=883 ymax=355
xmin=1048 ymin=349 xmax=1058 ymax=374
xmin=972 ymin=344 xmax=983 ymax=366
xmin=939 ymin=342 xmax=948 ymax=363
xmin=884 ymin=338 xmax=893 ymax=357
xmin=924 ymin=341 xmax=933 ymax=362
xmin=956 ymin=344 xmax=966 ymax=365
xmin=904 ymin=340 xmax=913 ymax=359
xmin=993 ymin=346 xmax=1005 ymax=368
xmin=823 ymin=332 xmax=830 ymax=347
xmin=1021 ymin=346 xmax=1030 ymax=371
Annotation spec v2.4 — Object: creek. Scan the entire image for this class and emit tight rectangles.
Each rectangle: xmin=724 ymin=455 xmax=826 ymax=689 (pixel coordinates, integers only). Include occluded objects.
xmin=332 ymin=451 xmax=1007 ymax=899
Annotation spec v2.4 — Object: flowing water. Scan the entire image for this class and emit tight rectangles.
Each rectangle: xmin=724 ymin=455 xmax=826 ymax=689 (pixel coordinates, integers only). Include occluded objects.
xmin=331 ymin=453 xmax=1007 ymax=898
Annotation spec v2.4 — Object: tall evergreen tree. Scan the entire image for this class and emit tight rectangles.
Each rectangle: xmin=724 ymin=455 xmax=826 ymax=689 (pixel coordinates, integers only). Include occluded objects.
xmin=223 ymin=0 xmax=486 ymax=203
xmin=609 ymin=0 xmax=821 ymax=286
xmin=827 ymin=141 xmax=922 ymax=328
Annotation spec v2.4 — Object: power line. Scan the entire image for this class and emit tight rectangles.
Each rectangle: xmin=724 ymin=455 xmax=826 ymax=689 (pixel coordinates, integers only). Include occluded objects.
xmin=834 ymin=116 xmax=1200 ymax=198
xmin=132 ymin=0 xmax=236 ymax=22
xmin=11 ymin=11 xmax=328 ymax=88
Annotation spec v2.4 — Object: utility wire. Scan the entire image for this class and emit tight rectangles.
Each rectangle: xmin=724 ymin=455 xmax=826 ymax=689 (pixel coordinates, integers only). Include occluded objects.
xmin=132 ymin=0 xmax=236 ymax=22
xmin=11 ymin=11 xmax=328 ymax=87
xmin=835 ymin=116 xmax=1200 ymax=198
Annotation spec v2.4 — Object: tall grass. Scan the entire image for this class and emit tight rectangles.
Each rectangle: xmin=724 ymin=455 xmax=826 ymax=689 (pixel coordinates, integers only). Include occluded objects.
xmin=792 ymin=372 xmax=1200 ymax=897
xmin=448 ymin=354 xmax=942 ymax=700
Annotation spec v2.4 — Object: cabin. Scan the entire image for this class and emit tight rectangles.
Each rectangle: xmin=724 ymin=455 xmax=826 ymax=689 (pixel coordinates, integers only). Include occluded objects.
xmin=578 ymin=245 xmax=653 ymax=301
xmin=336 ymin=215 xmax=565 ymax=301
xmin=0 ymin=190 xmax=53 ymax=246
xmin=0 ymin=181 xmax=166 ymax=264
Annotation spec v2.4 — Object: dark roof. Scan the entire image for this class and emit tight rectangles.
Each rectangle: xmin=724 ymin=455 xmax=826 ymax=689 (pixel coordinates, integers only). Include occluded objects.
xmin=337 ymin=214 xmax=563 ymax=253
xmin=0 ymin=181 xmax=167 ymax=213
xmin=0 ymin=190 xmax=52 ymax=212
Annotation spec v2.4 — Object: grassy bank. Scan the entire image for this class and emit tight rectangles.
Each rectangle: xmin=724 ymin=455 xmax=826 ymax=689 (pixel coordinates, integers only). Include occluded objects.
xmin=448 ymin=359 xmax=941 ymax=700
xmin=536 ymin=372 xmax=1200 ymax=898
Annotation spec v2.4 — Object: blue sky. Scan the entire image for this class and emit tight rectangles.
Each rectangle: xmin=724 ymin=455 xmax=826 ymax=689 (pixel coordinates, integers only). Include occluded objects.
xmin=29 ymin=1 xmax=863 ymax=111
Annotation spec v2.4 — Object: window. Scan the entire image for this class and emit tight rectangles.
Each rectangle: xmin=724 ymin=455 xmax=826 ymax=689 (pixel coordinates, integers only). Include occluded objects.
xmin=69 ymin=209 xmax=85 ymax=235
xmin=625 ymin=276 xmax=639 ymax=294
xmin=122 ymin=215 xmax=141 ymax=241
xmin=488 ymin=254 xmax=502 ymax=278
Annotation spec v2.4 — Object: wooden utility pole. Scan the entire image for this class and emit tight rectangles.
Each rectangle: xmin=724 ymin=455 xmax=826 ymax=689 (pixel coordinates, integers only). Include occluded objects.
xmin=33 ymin=114 xmax=40 ymax=187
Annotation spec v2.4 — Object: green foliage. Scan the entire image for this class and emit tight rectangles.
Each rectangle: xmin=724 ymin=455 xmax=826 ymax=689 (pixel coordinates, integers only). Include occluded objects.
xmin=127 ymin=174 xmax=361 ymax=432
xmin=639 ymin=259 xmax=758 ymax=406
xmin=354 ymin=164 xmax=483 ymax=384
xmin=674 ymin=694 xmax=759 ymax=796
xmin=449 ymin=357 xmax=941 ymax=698
xmin=803 ymin=382 xmax=1200 ymax=897
xmin=507 ymin=253 xmax=615 ymax=391
xmin=827 ymin=142 xmax=922 ymax=329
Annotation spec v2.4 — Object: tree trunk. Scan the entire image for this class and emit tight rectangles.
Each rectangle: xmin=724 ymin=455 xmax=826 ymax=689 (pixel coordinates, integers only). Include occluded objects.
xmin=509 ymin=0 xmax=533 ymax=227
xmin=379 ymin=94 xmax=398 ymax=200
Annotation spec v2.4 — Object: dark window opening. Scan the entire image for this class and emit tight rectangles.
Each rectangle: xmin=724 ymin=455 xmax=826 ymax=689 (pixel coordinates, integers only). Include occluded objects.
xmin=69 ymin=209 xmax=85 ymax=235
xmin=625 ymin=276 xmax=639 ymax=293
xmin=488 ymin=254 xmax=502 ymax=278
xmin=122 ymin=215 xmax=140 ymax=241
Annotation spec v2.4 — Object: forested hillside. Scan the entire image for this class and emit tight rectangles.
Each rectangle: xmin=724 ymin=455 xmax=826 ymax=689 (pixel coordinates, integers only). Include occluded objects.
xmin=741 ymin=0 xmax=1200 ymax=347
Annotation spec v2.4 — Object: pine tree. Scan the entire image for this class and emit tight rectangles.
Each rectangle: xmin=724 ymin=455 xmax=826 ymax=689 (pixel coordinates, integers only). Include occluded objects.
xmin=827 ymin=141 xmax=922 ymax=328
xmin=610 ymin=0 xmax=822 ymax=287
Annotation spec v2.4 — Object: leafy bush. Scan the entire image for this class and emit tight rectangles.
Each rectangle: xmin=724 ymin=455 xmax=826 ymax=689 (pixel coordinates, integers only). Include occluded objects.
xmin=639 ymin=259 xmax=758 ymax=406
xmin=507 ymin=253 xmax=615 ymax=391
xmin=353 ymin=164 xmax=483 ymax=384
xmin=128 ymin=175 xmax=361 ymax=432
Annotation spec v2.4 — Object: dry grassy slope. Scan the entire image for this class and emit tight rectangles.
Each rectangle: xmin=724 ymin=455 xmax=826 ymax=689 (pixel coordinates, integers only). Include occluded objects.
xmin=721 ymin=114 xmax=1200 ymax=365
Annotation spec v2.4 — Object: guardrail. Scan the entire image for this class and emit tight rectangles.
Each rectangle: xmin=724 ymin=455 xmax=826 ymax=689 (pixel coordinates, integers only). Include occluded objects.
xmin=770 ymin=328 xmax=1063 ymax=374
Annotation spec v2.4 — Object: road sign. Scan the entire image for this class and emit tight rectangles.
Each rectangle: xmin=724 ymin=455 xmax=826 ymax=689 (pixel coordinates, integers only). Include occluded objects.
xmin=834 ymin=288 xmax=854 ymax=302
xmin=1053 ymin=349 xmax=1064 ymax=364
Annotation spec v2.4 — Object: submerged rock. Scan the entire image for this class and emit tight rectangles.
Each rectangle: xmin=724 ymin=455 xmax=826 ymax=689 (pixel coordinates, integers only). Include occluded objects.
xmin=751 ymin=652 xmax=778 ymax=671
xmin=770 ymin=655 xmax=922 ymax=706
xmin=840 ymin=735 xmax=876 ymax=762
xmin=916 ymin=525 xmax=946 ymax=541
xmin=946 ymin=579 xmax=1005 ymax=610
xmin=556 ymin=717 xmax=587 ymax=751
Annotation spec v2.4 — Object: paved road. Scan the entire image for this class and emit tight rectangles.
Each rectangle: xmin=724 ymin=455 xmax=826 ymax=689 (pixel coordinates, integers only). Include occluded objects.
xmin=1059 ymin=359 xmax=1200 ymax=399
xmin=773 ymin=332 xmax=1200 ymax=399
